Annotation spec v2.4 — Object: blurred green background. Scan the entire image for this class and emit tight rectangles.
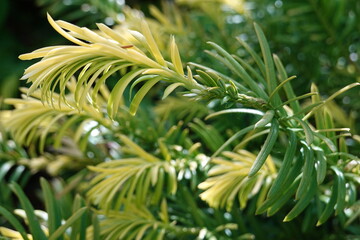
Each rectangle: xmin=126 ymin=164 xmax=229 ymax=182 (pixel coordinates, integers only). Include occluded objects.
xmin=0 ymin=0 xmax=58 ymax=101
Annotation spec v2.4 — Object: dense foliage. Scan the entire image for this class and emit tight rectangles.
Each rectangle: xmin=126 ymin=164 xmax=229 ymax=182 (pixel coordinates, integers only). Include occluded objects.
xmin=0 ymin=1 xmax=359 ymax=239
